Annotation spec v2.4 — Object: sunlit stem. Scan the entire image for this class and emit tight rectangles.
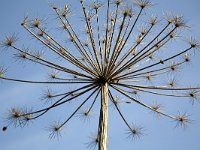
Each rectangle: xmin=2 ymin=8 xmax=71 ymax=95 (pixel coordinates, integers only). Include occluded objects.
xmin=98 ymin=83 xmax=109 ymax=150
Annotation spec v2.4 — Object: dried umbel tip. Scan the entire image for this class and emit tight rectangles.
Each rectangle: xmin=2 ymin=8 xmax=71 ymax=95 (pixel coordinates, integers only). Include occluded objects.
xmin=167 ymin=77 xmax=178 ymax=87
xmin=151 ymin=102 xmax=162 ymax=112
xmin=134 ymin=0 xmax=152 ymax=9
xmin=91 ymin=1 xmax=103 ymax=10
xmin=145 ymin=73 xmax=153 ymax=81
xmin=48 ymin=122 xmax=63 ymax=140
xmin=148 ymin=16 xmax=158 ymax=26
xmin=126 ymin=124 xmax=143 ymax=140
xmin=14 ymin=51 xmax=29 ymax=62
xmin=1 ymin=34 xmax=18 ymax=48
xmin=111 ymin=95 xmax=122 ymax=107
xmin=30 ymin=18 xmax=42 ymax=28
xmin=0 ymin=66 xmax=7 ymax=77
xmin=187 ymin=89 xmax=200 ymax=104
xmin=78 ymin=109 xmax=93 ymax=122
xmin=132 ymin=90 xmax=140 ymax=98
xmin=150 ymin=101 xmax=163 ymax=117
xmin=6 ymin=108 xmax=22 ymax=127
xmin=138 ymin=25 xmax=148 ymax=35
xmin=122 ymin=6 xmax=134 ymax=18
xmin=85 ymin=133 xmax=99 ymax=149
xmin=165 ymin=14 xmax=186 ymax=28
xmin=113 ymin=0 xmax=123 ymax=6
xmin=172 ymin=16 xmax=187 ymax=28
xmin=187 ymin=37 xmax=200 ymax=49
xmin=41 ymin=88 xmax=55 ymax=104
xmin=58 ymin=5 xmax=71 ymax=18
xmin=21 ymin=16 xmax=28 ymax=26
xmin=169 ymin=62 xmax=179 ymax=72
xmin=33 ymin=50 xmax=44 ymax=59
xmin=175 ymin=112 xmax=191 ymax=128
xmin=48 ymin=70 xmax=59 ymax=80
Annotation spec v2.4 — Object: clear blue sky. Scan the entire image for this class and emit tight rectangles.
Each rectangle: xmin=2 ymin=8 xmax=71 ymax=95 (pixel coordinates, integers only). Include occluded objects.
xmin=0 ymin=0 xmax=200 ymax=150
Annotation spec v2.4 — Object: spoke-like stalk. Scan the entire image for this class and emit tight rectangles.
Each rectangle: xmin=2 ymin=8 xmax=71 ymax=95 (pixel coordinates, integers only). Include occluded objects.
xmin=80 ymin=1 xmax=102 ymax=73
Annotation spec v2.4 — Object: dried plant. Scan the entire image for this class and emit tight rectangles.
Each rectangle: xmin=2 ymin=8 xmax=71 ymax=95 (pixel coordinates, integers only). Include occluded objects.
xmin=1 ymin=0 xmax=200 ymax=150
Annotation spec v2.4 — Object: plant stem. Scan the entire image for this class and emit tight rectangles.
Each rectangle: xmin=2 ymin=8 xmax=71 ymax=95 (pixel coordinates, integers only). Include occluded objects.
xmin=98 ymin=83 xmax=108 ymax=150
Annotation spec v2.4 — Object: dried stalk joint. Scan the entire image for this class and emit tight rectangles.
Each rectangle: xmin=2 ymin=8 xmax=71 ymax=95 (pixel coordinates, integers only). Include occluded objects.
xmin=95 ymin=76 xmax=108 ymax=86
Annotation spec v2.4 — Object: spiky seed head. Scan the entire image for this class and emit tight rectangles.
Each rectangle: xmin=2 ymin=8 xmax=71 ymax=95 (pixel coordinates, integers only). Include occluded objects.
xmin=85 ymin=133 xmax=99 ymax=149
xmin=37 ymin=30 xmax=44 ymax=37
xmin=30 ymin=18 xmax=42 ymax=28
xmin=122 ymin=7 xmax=134 ymax=18
xmin=148 ymin=16 xmax=158 ymax=26
xmin=113 ymin=0 xmax=123 ymax=6
xmin=187 ymin=37 xmax=200 ymax=49
xmin=49 ymin=70 xmax=59 ymax=80
xmin=1 ymin=34 xmax=18 ymax=48
xmin=21 ymin=16 xmax=28 ymax=26
xmin=48 ymin=121 xmax=63 ymax=140
xmin=126 ymin=124 xmax=143 ymax=140
xmin=187 ymin=89 xmax=200 ymax=104
xmin=91 ymin=1 xmax=103 ymax=10
xmin=134 ymin=0 xmax=152 ymax=9
xmin=0 ymin=66 xmax=7 ymax=77
xmin=79 ymin=108 xmax=93 ymax=122
xmin=150 ymin=101 xmax=163 ymax=118
xmin=33 ymin=51 xmax=44 ymax=59
xmin=14 ymin=52 xmax=29 ymax=62
xmin=175 ymin=112 xmax=191 ymax=128
xmin=171 ymin=16 xmax=187 ymax=28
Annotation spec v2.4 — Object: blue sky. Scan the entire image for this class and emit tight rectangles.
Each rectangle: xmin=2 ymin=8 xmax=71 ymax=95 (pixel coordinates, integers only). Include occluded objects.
xmin=0 ymin=0 xmax=200 ymax=150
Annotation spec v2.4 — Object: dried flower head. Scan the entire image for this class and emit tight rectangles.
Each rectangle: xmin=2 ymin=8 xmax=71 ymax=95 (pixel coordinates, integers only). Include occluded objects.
xmin=186 ymin=89 xmax=200 ymax=104
xmin=113 ymin=0 xmax=123 ymax=6
xmin=134 ymin=0 xmax=152 ymax=9
xmin=78 ymin=108 xmax=93 ymax=123
xmin=41 ymin=88 xmax=55 ymax=103
xmin=48 ymin=70 xmax=59 ymax=80
xmin=150 ymin=101 xmax=163 ymax=118
xmin=122 ymin=6 xmax=134 ymax=18
xmin=30 ymin=18 xmax=42 ymax=28
xmin=48 ymin=121 xmax=63 ymax=140
xmin=187 ymin=37 xmax=200 ymax=49
xmin=13 ymin=51 xmax=29 ymax=62
xmin=175 ymin=112 xmax=191 ymax=128
xmin=6 ymin=107 xmax=22 ymax=128
xmin=85 ymin=133 xmax=99 ymax=149
xmin=0 ymin=66 xmax=7 ymax=77
xmin=126 ymin=123 xmax=143 ymax=140
xmin=1 ymin=34 xmax=18 ymax=48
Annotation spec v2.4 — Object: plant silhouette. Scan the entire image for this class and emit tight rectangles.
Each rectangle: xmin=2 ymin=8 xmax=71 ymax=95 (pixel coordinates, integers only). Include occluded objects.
xmin=1 ymin=0 xmax=200 ymax=150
